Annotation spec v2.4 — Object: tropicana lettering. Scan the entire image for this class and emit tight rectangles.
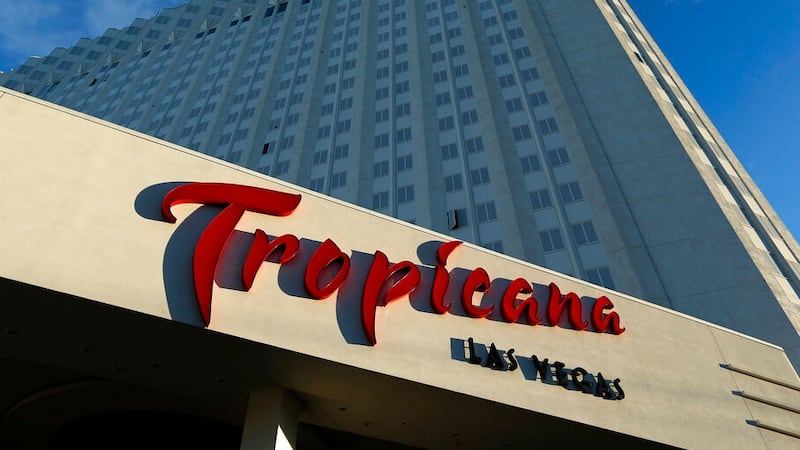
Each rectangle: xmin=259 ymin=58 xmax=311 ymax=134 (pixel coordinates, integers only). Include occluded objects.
xmin=161 ymin=182 xmax=625 ymax=345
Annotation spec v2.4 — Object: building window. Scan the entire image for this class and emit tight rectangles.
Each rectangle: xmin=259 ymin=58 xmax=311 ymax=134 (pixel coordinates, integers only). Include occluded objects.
xmin=548 ymin=147 xmax=571 ymax=166
xmin=448 ymin=207 xmax=469 ymax=229
xmin=470 ymin=167 xmax=491 ymax=186
xmin=515 ymin=46 xmax=532 ymax=59
xmin=374 ymin=160 xmax=389 ymax=177
xmin=482 ymin=241 xmax=504 ymax=253
xmin=396 ymin=127 xmax=412 ymax=144
xmin=373 ymin=191 xmax=389 ymax=209
xmin=530 ymin=91 xmax=549 ymax=106
xmin=571 ymin=221 xmax=599 ymax=245
xmin=441 ymin=143 xmax=458 ymax=160
xmin=461 ymin=110 xmax=479 ymax=125
xmin=453 ymin=64 xmax=469 ymax=78
xmin=375 ymin=133 xmax=390 ymax=148
xmin=330 ymin=172 xmax=347 ymax=189
xmin=396 ymin=103 xmax=411 ymax=117
xmin=435 ymin=92 xmax=451 ymax=106
xmin=341 ymin=77 xmax=355 ymax=89
xmin=313 ymin=150 xmax=328 ymax=165
xmin=285 ymin=113 xmax=299 ymax=126
xmin=376 ymin=109 xmax=389 ymax=123
xmin=337 ymin=119 xmax=352 ymax=133
xmin=529 ymin=189 xmax=552 ymax=210
xmin=274 ymin=160 xmax=290 ymax=176
xmin=540 ymin=229 xmax=565 ymax=252
xmin=538 ymin=118 xmax=559 ymax=135
xmin=522 ymin=67 xmax=541 ymax=81
xmin=585 ymin=267 xmax=615 ymax=289
xmin=476 ymin=202 xmax=497 ymax=223
xmin=493 ymin=53 xmax=509 ymax=65
xmin=559 ymin=182 xmax=583 ymax=203
xmin=456 ymin=86 xmax=473 ymax=101
xmin=508 ymin=27 xmax=525 ymax=40
xmin=520 ymin=154 xmax=542 ymax=173
xmin=333 ymin=144 xmax=349 ymax=160
xmin=512 ymin=125 xmax=532 ymax=141
xmin=444 ymin=174 xmax=463 ymax=192
xmin=465 ymin=137 xmax=484 ymax=154
xmin=397 ymin=154 xmax=413 ymax=172
xmin=439 ymin=116 xmax=455 ymax=131
xmin=498 ymin=74 xmax=516 ymax=88
xmin=234 ymin=128 xmax=249 ymax=141
xmin=505 ymin=98 xmax=524 ymax=112
xmin=280 ymin=135 xmax=295 ymax=149
xmin=395 ymin=80 xmax=409 ymax=94
xmin=317 ymin=125 xmax=332 ymax=139
xmin=397 ymin=185 xmax=415 ymax=204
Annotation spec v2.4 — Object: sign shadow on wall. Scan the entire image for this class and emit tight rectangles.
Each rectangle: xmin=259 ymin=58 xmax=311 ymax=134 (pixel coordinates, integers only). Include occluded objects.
xmin=136 ymin=183 xmax=625 ymax=347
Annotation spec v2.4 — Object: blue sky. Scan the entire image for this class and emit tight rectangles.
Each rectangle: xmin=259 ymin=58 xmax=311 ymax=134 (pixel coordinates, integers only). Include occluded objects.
xmin=0 ymin=1 xmax=186 ymax=69
xmin=628 ymin=0 xmax=800 ymax=242
xmin=0 ymin=0 xmax=797 ymax=239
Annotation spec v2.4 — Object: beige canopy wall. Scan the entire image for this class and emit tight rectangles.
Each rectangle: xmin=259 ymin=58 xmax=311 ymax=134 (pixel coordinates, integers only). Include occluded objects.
xmin=1 ymin=88 xmax=799 ymax=449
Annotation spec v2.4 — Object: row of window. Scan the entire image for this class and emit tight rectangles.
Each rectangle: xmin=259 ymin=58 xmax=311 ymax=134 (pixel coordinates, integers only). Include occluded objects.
xmin=371 ymin=155 xmax=413 ymax=176
xmin=371 ymin=186 xmax=415 ymax=209
xmin=540 ymin=221 xmax=599 ymax=252
xmin=308 ymin=170 xmax=347 ymax=192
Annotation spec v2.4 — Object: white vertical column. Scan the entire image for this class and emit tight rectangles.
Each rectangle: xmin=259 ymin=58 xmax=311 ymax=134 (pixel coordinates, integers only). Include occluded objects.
xmin=239 ymin=387 xmax=299 ymax=450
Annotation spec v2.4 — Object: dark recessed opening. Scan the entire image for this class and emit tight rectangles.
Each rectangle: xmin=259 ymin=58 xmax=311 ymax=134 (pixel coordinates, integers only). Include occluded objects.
xmin=49 ymin=410 xmax=242 ymax=450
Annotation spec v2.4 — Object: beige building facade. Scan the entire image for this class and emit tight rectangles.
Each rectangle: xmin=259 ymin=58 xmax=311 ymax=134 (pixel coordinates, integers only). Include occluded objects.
xmin=1 ymin=0 xmax=798 ymax=373
xmin=1 ymin=88 xmax=799 ymax=449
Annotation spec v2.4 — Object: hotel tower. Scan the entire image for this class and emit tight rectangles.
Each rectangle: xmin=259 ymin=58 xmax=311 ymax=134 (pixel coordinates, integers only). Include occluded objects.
xmin=2 ymin=0 xmax=798 ymax=369
xmin=2 ymin=1 xmax=800 ymax=448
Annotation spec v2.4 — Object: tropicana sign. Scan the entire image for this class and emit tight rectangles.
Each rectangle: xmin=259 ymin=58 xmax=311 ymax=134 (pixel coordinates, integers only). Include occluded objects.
xmin=161 ymin=182 xmax=625 ymax=345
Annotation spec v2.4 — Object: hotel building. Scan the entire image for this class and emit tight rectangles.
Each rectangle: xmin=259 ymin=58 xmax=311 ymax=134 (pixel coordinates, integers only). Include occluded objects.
xmin=1 ymin=1 xmax=799 ymax=448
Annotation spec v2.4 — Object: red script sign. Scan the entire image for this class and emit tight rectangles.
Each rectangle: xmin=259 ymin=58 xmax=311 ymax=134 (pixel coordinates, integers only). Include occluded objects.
xmin=161 ymin=182 xmax=625 ymax=345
